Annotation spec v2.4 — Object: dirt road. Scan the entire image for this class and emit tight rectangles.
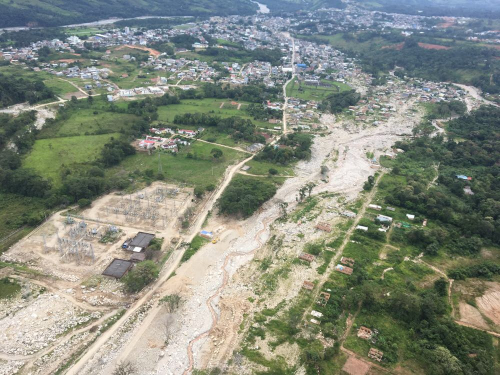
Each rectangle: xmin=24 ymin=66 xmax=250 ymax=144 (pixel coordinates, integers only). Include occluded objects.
xmin=65 ymin=154 xmax=254 ymax=375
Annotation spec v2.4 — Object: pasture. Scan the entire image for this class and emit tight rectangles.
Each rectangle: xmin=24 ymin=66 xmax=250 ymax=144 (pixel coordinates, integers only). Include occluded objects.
xmin=23 ymin=133 xmax=119 ymax=186
xmin=107 ymin=140 xmax=246 ymax=190
xmin=286 ymin=77 xmax=351 ymax=101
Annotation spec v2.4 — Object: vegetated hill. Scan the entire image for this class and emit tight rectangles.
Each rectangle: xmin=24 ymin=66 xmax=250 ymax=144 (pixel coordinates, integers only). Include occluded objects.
xmin=355 ymin=0 xmax=500 ymax=18
xmin=0 ymin=73 xmax=54 ymax=108
xmin=0 ymin=0 xmax=257 ymax=28
xmin=258 ymin=0 xmax=344 ymax=13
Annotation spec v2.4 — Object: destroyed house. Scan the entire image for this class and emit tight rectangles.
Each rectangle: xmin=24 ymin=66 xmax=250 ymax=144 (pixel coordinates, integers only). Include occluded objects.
xmin=335 ymin=264 xmax=353 ymax=275
xmin=315 ymin=222 xmax=332 ymax=232
xmin=302 ymin=281 xmax=314 ymax=290
xmin=340 ymin=257 xmax=355 ymax=267
xmin=299 ymin=253 xmax=316 ymax=263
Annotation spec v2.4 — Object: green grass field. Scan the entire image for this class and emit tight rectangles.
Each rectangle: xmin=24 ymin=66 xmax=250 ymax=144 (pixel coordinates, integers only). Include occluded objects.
xmin=54 ymin=109 xmax=140 ymax=137
xmin=156 ymin=98 xmax=275 ymax=129
xmin=23 ymin=133 xmax=119 ymax=186
xmin=0 ymin=278 xmax=21 ymax=299
xmin=199 ymin=129 xmax=240 ymax=147
xmin=0 ymin=193 xmax=46 ymax=242
xmin=285 ymin=77 xmax=351 ymax=101
xmin=64 ymin=27 xmax=103 ymax=36
xmin=43 ymin=78 xmax=80 ymax=97
xmin=243 ymin=160 xmax=295 ymax=176
xmin=108 ymin=140 xmax=246 ymax=189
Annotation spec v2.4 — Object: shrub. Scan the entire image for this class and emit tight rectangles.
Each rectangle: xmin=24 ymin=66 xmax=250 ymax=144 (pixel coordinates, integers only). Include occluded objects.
xmin=122 ymin=261 xmax=159 ymax=293
xmin=78 ymin=198 xmax=91 ymax=208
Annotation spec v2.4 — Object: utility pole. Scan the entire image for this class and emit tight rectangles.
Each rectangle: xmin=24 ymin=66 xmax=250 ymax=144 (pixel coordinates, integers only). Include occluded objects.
xmin=158 ymin=151 xmax=163 ymax=174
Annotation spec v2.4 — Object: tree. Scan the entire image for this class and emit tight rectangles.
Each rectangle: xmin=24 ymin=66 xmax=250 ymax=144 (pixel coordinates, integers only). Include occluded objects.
xmin=434 ymin=278 xmax=448 ymax=297
xmin=268 ymin=168 xmax=278 ymax=175
xmin=160 ymin=294 xmax=182 ymax=313
xmin=298 ymin=186 xmax=308 ymax=201
xmin=210 ymin=148 xmax=223 ymax=160
xmin=78 ymin=198 xmax=91 ymax=208
xmin=122 ymin=261 xmax=159 ymax=293
xmin=217 ymin=177 xmax=276 ymax=218
xmin=363 ymin=175 xmax=375 ymax=191
xmin=425 ymin=242 xmax=440 ymax=256
xmin=194 ymin=186 xmax=204 ymax=198
xmin=306 ymin=182 xmax=316 ymax=197
xmin=277 ymin=200 xmax=288 ymax=218
xmin=302 ymin=339 xmax=324 ymax=367
xmin=87 ymin=95 xmax=93 ymax=105
xmin=427 ymin=346 xmax=463 ymax=375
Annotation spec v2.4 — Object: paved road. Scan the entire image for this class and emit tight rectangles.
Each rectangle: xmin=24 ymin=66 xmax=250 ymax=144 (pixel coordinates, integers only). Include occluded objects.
xmin=282 ymin=37 xmax=296 ymax=135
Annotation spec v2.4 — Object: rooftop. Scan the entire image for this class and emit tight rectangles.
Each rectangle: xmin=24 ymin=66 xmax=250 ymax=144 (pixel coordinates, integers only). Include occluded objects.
xmin=102 ymin=259 xmax=133 ymax=278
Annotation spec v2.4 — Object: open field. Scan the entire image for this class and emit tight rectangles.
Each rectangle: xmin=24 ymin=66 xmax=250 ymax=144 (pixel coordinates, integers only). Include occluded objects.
xmin=48 ymin=108 xmax=140 ymax=137
xmin=0 ymin=65 xmax=81 ymax=99
xmin=0 ymin=193 xmax=48 ymax=257
xmin=107 ymin=140 xmax=246 ymax=190
xmin=285 ymin=77 xmax=351 ymax=101
xmin=43 ymin=78 xmax=82 ymax=97
xmin=156 ymin=98 xmax=275 ymax=129
xmin=243 ymin=159 xmax=295 ymax=176
xmin=23 ymin=133 xmax=119 ymax=186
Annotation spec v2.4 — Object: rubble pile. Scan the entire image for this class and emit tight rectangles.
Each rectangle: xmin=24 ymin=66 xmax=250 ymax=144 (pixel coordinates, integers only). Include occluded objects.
xmin=0 ymin=294 xmax=101 ymax=356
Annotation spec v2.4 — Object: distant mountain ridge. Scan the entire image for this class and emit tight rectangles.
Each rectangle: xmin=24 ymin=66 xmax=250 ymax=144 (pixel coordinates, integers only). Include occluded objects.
xmin=0 ymin=0 xmax=257 ymax=28
xmin=355 ymin=0 xmax=500 ymax=18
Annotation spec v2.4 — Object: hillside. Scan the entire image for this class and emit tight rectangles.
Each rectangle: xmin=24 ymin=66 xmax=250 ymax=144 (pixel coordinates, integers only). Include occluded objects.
xmin=0 ymin=0 xmax=257 ymax=28
xmin=258 ymin=0 xmax=344 ymax=12
xmin=356 ymin=0 xmax=500 ymax=18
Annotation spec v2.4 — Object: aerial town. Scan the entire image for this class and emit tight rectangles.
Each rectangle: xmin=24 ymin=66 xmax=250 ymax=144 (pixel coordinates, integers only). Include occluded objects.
xmin=0 ymin=0 xmax=499 ymax=374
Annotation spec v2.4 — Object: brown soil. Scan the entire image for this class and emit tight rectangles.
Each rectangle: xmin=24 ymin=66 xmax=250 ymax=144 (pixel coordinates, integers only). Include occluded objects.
xmin=458 ymin=302 xmax=489 ymax=330
xmin=343 ymin=356 xmax=371 ymax=375
xmin=476 ymin=283 xmax=500 ymax=326
xmin=417 ymin=43 xmax=451 ymax=50
xmin=437 ymin=18 xmax=455 ymax=28
xmin=115 ymin=45 xmax=161 ymax=57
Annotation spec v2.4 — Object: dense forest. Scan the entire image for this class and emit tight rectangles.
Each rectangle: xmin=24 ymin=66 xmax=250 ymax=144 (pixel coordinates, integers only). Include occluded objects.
xmin=357 ymin=0 xmax=500 ymax=19
xmin=173 ymin=113 xmax=265 ymax=143
xmin=361 ymin=39 xmax=500 ymax=94
xmin=386 ymin=106 xmax=500 ymax=251
xmin=320 ymin=90 xmax=360 ymax=113
xmin=0 ymin=74 xmax=54 ymax=108
xmin=0 ymin=0 xmax=257 ymax=28
xmin=201 ymin=83 xmax=282 ymax=103
xmin=259 ymin=0 xmax=344 ymax=12
xmin=217 ymin=176 xmax=277 ymax=217
xmin=255 ymin=133 xmax=313 ymax=165
xmin=199 ymin=47 xmax=283 ymax=66
xmin=0 ymin=28 xmax=68 ymax=48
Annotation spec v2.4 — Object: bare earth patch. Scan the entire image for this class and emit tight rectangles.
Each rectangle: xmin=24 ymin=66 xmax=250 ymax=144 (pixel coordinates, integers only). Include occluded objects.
xmin=342 ymin=355 xmax=371 ymax=375
xmin=476 ymin=283 xmax=500 ymax=326
xmin=458 ymin=302 xmax=489 ymax=330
